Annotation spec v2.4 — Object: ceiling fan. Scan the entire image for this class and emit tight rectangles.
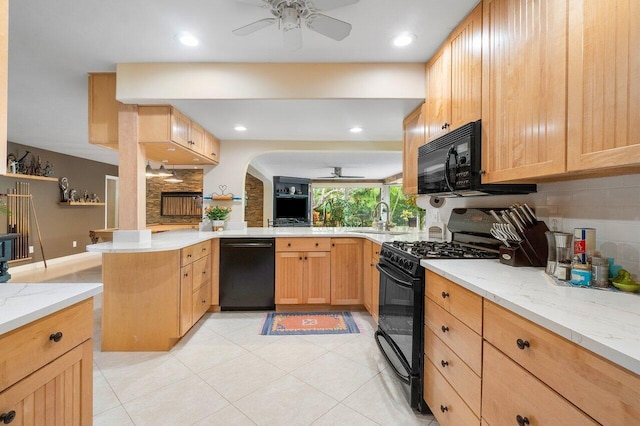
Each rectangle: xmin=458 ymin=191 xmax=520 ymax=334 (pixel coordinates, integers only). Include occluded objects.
xmin=318 ymin=167 xmax=364 ymax=179
xmin=232 ymin=0 xmax=359 ymax=50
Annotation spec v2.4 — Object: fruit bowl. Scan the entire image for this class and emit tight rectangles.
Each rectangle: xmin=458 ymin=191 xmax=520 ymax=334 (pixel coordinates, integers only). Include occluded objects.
xmin=612 ymin=281 xmax=640 ymax=293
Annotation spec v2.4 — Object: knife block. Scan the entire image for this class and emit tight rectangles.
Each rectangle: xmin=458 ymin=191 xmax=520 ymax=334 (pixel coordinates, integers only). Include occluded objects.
xmin=499 ymin=221 xmax=549 ymax=267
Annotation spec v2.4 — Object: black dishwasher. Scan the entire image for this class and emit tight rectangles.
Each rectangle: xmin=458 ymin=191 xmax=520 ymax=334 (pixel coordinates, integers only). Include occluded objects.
xmin=219 ymin=238 xmax=275 ymax=310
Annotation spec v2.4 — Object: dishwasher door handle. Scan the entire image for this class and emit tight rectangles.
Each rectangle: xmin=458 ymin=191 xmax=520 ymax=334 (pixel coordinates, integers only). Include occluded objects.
xmin=221 ymin=242 xmax=274 ymax=248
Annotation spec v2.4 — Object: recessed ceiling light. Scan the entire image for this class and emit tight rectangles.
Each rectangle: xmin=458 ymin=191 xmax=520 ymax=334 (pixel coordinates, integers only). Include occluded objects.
xmin=350 ymin=126 xmax=364 ymax=133
xmin=234 ymin=125 xmax=247 ymax=132
xmin=176 ymin=32 xmax=199 ymax=47
xmin=391 ymin=32 xmax=416 ymax=47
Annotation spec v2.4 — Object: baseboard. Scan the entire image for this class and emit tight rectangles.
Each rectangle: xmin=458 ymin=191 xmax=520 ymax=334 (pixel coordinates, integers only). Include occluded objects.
xmin=10 ymin=251 xmax=101 ymax=273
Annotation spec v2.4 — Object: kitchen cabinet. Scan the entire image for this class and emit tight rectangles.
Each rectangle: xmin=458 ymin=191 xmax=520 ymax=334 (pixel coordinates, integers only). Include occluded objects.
xmin=362 ymin=240 xmax=381 ymax=321
xmin=481 ymin=0 xmax=567 ymax=182
xmin=204 ymin=131 xmax=220 ymax=164
xmin=483 ymin=300 xmax=640 ymax=425
xmin=330 ymin=238 xmax=363 ymax=305
xmin=425 ymin=3 xmax=482 ymax=143
xmin=566 ymin=0 xmax=640 ymax=172
xmin=275 ymin=238 xmax=331 ymax=305
xmin=180 ymin=241 xmax=211 ymax=335
xmin=402 ymin=104 xmax=425 ymax=195
xmin=0 ymin=300 xmax=94 ymax=425
xmin=88 ymin=72 xmax=120 ymax=150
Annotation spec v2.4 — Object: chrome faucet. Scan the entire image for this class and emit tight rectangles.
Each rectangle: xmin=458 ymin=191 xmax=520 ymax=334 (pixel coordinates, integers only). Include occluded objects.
xmin=372 ymin=201 xmax=391 ymax=231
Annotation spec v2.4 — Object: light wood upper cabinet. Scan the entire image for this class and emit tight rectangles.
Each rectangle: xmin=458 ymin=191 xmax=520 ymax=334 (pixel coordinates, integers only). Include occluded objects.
xmin=426 ymin=45 xmax=451 ymax=142
xmin=188 ymin=121 xmax=205 ymax=153
xmin=481 ymin=0 xmax=567 ymax=182
xmin=204 ymin=131 xmax=220 ymax=164
xmin=402 ymin=104 xmax=425 ymax=195
xmin=88 ymin=73 xmax=120 ymax=150
xmin=567 ymin=0 xmax=640 ymax=172
xmin=330 ymin=238 xmax=363 ymax=305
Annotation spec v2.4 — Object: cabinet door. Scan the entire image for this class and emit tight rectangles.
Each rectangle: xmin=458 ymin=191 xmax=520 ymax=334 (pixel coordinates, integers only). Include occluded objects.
xmin=204 ymin=132 xmax=220 ymax=163
xmin=482 ymin=0 xmax=567 ymax=182
xmin=426 ymin=45 xmax=451 ymax=142
xmin=567 ymin=0 xmax=640 ymax=171
xmin=304 ymin=251 xmax=331 ymax=304
xmin=362 ymin=240 xmax=372 ymax=312
xmin=189 ymin=121 xmax=205 ymax=153
xmin=88 ymin=73 xmax=120 ymax=149
xmin=330 ymin=239 xmax=363 ymax=305
xmin=371 ymin=262 xmax=379 ymax=323
xmin=449 ymin=4 xmax=482 ymax=131
xmin=179 ymin=265 xmax=193 ymax=336
xmin=0 ymin=341 xmax=93 ymax=426
xmin=192 ymin=280 xmax=211 ymax=324
xmin=275 ymin=252 xmax=304 ymax=304
xmin=170 ymin=107 xmax=191 ymax=148
xmin=402 ymin=104 xmax=425 ymax=195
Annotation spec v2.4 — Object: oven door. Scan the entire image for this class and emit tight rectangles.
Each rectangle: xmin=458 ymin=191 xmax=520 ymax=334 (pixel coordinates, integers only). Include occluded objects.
xmin=375 ymin=261 xmax=422 ymax=382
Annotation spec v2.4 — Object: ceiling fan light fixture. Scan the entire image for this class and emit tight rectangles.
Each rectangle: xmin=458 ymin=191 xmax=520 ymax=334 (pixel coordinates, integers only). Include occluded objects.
xmin=176 ymin=32 xmax=199 ymax=47
xmin=391 ymin=32 xmax=416 ymax=47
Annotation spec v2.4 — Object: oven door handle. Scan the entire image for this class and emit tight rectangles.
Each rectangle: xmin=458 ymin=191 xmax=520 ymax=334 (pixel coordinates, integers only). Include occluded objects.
xmin=374 ymin=330 xmax=411 ymax=384
xmin=376 ymin=263 xmax=414 ymax=289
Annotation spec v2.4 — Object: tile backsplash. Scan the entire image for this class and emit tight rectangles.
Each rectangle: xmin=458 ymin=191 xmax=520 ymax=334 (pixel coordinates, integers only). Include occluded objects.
xmin=417 ymin=173 xmax=640 ymax=278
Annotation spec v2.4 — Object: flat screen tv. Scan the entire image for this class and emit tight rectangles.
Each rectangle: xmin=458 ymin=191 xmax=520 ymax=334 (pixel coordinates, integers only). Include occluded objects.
xmin=276 ymin=197 xmax=308 ymax=219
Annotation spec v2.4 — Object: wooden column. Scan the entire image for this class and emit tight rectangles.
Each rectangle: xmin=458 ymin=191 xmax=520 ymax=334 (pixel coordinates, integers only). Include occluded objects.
xmin=0 ymin=0 xmax=8 ymax=175
xmin=117 ymin=104 xmax=146 ymax=229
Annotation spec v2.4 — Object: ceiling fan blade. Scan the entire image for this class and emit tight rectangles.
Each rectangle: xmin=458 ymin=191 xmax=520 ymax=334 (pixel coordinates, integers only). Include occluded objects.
xmin=234 ymin=0 xmax=269 ymax=7
xmin=232 ymin=18 xmax=277 ymax=36
xmin=283 ymin=26 xmax=303 ymax=50
xmin=339 ymin=175 xmax=365 ymax=178
xmin=306 ymin=0 xmax=359 ymax=12
xmin=305 ymin=13 xmax=352 ymax=41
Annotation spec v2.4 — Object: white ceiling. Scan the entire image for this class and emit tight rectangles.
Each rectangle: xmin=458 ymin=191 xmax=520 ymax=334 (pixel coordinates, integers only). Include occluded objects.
xmin=7 ymin=0 xmax=479 ymax=178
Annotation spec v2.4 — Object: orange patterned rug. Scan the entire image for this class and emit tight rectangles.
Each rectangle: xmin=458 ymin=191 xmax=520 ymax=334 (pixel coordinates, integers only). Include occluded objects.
xmin=260 ymin=312 xmax=360 ymax=335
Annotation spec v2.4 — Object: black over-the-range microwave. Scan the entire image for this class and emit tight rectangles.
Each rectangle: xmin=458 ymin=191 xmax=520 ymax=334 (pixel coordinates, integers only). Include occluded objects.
xmin=417 ymin=120 xmax=537 ymax=197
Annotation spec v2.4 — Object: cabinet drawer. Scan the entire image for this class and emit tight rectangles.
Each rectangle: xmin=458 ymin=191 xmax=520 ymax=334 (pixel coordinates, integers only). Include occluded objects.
xmin=484 ymin=300 xmax=640 ymax=425
xmin=424 ymin=327 xmax=481 ymax=416
xmin=181 ymin=240 xmax=211 ymax=265
xmin=0 ymin=299 xmax=93 ymax=391
xmin=423 ymin=357 xmax=480 ymax=426
xmin=425 ymin=270 xmax=482 ymax=334
xmin=192 ymin=280 xmax=211 ymax=323
xmin=276 ymin=238 xmax=330 ymax=252
xmin=482 ymin=342 xmax=597 ymax=426
xmin=192 ymin=255 xmax=211 ymax=291
xmin=425 ymin=298 xmax=482 ymax=375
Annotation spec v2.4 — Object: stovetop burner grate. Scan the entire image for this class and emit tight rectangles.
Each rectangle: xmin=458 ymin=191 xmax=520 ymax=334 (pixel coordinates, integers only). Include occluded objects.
xmin=388 ymin=240 xmax=499 ymax=260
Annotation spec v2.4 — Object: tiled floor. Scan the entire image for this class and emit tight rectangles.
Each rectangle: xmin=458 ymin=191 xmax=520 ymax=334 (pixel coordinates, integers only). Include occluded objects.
xmin=12 ymin=255 xmax=438 ymax=426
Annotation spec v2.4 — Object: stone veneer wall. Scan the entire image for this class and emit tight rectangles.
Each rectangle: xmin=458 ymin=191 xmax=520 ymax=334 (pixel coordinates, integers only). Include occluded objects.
xmin=146 ymin=169 xmax=203 ymax=224
xmin=244 ymin=172 xmax=264 ymax=227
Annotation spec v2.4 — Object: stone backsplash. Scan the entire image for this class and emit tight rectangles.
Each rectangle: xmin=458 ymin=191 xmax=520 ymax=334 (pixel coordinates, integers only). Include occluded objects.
xmin=146 ymin=169 xmax=203 ymax=224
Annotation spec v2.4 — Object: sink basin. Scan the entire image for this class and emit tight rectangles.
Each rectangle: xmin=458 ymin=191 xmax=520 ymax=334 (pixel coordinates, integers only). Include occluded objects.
xmin=351 ymin=229 xmax=410 ymax=236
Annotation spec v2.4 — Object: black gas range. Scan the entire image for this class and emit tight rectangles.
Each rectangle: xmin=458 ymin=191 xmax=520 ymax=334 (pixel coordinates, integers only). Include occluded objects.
xmin=375 ymin=208 xmax=501 ymax=412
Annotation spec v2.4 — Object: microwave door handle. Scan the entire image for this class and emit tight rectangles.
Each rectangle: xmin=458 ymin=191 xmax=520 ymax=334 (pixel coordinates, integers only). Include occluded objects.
xmin=444 ymin=145 xmax=459 ymax=192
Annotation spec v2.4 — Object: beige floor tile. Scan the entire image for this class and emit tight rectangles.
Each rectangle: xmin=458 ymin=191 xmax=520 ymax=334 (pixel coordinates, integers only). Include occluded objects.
xmin=343 ymin=374 xmax=435 ymax=426
xmin=93 ymin=405 xmax=134 ymax=426
xmin=296 ymin=332 xmax=360 ymax=351
xmin=171 ymin=325 xmax=249 ymax=372
xmin=253 ymin=335 xmax=328 ymax=372
xmin=198 ymin=352 xmax=286 ymax=402
xmin=123 ymin=375 xmax=229 ymax=426
xmin=221 ymin=321 xmax=285 ymax=351
xmin=291 ymin=352 xmax=378 ymax=401
xmin=193 ymin=403 xmax=258 ymax=425
xmin=235 ymin=375 xmax=338 ymax=426
xmin=201 ymin=311 xmax=267 ymax=336
xmin=331 ymin=334 xmax=388 ymax=372
xmin=93 ymin=369 xmax=121 ymax=415
xmin=311 ymin=403 xmax=379 ymax=426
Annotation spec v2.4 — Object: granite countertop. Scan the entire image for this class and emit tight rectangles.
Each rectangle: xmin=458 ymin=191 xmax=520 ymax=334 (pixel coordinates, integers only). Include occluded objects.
xmin=86 ymin=227 xmax=426 ymax=253
xmin=421 ymin=259 xmax=640 ymax=376
xmin=0 ymin=283 xmax=103 ymax=335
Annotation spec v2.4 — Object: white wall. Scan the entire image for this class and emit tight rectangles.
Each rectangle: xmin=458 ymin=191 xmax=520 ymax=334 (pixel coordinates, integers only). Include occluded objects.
xmin=417 ymin=174 xmax=640 ymax=278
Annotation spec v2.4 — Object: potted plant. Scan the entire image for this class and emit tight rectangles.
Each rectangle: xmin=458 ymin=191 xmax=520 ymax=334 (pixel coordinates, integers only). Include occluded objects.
xmin=204 ymin=205 xmax=232 ymax=231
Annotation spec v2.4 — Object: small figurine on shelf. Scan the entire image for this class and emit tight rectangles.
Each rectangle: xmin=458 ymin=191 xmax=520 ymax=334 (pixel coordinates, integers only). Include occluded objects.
xmin=58 ymin=177 xmax=69 ymax=202
xmin=43 ymin=161 xmax=54 ymax=177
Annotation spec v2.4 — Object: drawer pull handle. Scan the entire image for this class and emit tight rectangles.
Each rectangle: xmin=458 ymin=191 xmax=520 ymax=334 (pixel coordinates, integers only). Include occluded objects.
xmin=441 ymin=325 xmax=449 ymax=333
xmin=516 ymin=415 xmax=530 ymax=426
xmin=440 ymin=405 xmax=448 ymax=413
xmin=516 ymin=339 xmax=530 ymax=350
xmin=440 ymin=360 xmax=449 ymax=368
xmin=49 ymin=332 xmax=63 ymax=343
xmin=441 ymin=291 xmax=449 ymax=299
xmin=0 ymin=411 xmax=16 ymax=424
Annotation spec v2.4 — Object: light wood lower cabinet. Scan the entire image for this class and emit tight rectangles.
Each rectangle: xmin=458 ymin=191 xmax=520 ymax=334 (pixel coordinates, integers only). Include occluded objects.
xmin=363 ymin=241 xmax=381 ymax=322
xmin=0 ymin=301 xmax=94 ymax=425
xmin=275 ymin=238 xmax=331 ymax=305
xmin=330 ymin=238 xmax=363 ymax=305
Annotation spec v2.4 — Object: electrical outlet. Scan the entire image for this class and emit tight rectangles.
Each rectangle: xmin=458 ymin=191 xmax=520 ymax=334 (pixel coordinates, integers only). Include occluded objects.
xmin=72 ymin=241 xmax=77 ymax=248
xmin=29 ymin=246 xmax=34 ymax=254
xmin=549 ymin=216 xmax=563 ymax=232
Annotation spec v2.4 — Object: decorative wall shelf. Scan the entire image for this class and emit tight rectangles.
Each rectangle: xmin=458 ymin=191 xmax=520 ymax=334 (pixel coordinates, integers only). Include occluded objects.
xmin=2 ymin=173 xmax=58 ymax=182
xmin=57 ymin=202 xmax=105 ymax=206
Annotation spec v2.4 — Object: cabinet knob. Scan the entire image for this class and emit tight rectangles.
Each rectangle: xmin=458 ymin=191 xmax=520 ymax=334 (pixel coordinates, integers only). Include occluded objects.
xmin=516 ymin=415 xmax=530 ymax=426
xmin=299 ymin=257 xmax=303 ymax=260
xmin=49 ymin=332 xmax=63 ymax=343
xmin=332 ymin=243 xmax=335 ymax=247
xmin=315 ymin=243 xmax=319 ymax=246
xmin=516 ymin=339 xmax=530 ymax=350
xmin=441 ymin=325 xmax=449 ymax=333
xmin=202 ymin=299 xmax=207 ymax=304
xmin=304 ymin=256 xmax=308 ymax=260
xmin=202 ymin=247 xmax=207 ymax=252
xmin=202 ymin=270 xmax=207 ymax=275
xmin=288 ymin=243 xmax=292 ymax=247
xmin=440 ymin=405 xmax=448 ymax=413
xmin=0 ymin=411 xmax=16 ymax=424
xmin=184 ymin=272 xmax=189 ymax=277
xmin=212 ymin=153 xmax=217 ymax=156
xmin=441 ymin=122 xmax=450 ymax=130
xmin=187 ymin=254 xmax=192 ymax=258
xmin=440 ymin=360 xmax=449 ymax=368
xmin=441 ymin=291 xmax=449 ymax=299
